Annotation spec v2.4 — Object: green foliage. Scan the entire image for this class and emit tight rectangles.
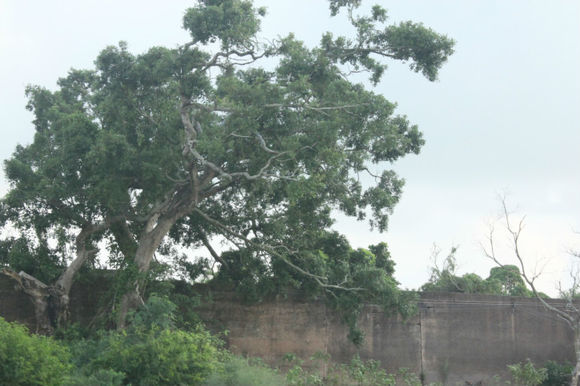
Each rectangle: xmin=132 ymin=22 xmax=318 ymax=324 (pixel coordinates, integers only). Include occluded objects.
xmin=422 ymin=247 xmax=534 ymax=297
xmin=0 ymin=317 xmax=72 ymax=386
xmin=0 ymin=236 xmax=63 ymax=284
xmin=486 ymin=265 xmax=532 ymax=297
xmin=204 ymin=354 xmax=285 ymax=386
xmin=183 ymin=0 xmax=266 ymax=49
xmin=342 ymin=356 xmax=395 ymax=385
xmin=129 ymin=293 xmax=177 ymax=330
xmin=396 ymin=367 xmax=423 ymax=386
xmin=508 ymin=359 xmax=548 ymax=386
xmin=92 ymin=327 xmax=218 ymax=385
xmin=2 ymin=0 xmax=453 ymax=334
xmin=65 ymin=295 xmax=220 ymax=385
xmin=542 ymin=360 xmax=573 ymax=386
xmin=64 ymin=369 xmax=125 ymax=386
xmin=212 ymin=231 xmax=417 ymax=344
xmin=324 ymin=1 xmax=454 ymax=82
xmin=283 ymin=352 xmax=318 ymax=385
xmin=283 ymin=353 xmax=428 ymax=386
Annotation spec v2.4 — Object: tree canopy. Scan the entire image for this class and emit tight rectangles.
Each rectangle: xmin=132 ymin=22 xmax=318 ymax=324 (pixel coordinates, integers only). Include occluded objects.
xmin=421 ymin=247 xmax=535 ymax=297
xmin=0 ymin=0 xmax=454 ymax=332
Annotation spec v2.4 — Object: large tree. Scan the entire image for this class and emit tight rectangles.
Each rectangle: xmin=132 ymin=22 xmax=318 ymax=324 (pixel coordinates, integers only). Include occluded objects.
xmin=0 ymin=0 xmax=454 ymax=332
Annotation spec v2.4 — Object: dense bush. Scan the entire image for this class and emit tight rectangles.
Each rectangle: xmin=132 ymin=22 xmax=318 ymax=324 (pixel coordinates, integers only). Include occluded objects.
xmin=64 ymin=369 xmax=125 ymax=386
xmin=66 ymin=295 xmax=220 ymax=385
xmin=92 ymin=327 xmax=219 ymax=385
xmin=0 ymin=317 xmax=71 ymax=386
xmin=508 ymin=359 xmax=548 ymax=386
xmin=542 ymin=360 xmax=573 ymax=386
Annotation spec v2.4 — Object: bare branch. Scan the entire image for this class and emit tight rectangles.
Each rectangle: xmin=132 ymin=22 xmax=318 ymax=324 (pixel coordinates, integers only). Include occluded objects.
xmin=202 ymin=46 xmax=270 ymax=71
xmin=484 ymin=197 xmax=578 ymax=328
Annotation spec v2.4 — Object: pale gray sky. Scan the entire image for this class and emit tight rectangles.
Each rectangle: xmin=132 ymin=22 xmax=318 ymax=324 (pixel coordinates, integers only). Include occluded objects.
xmin=1 ymin=1 xmax=579 ymax=294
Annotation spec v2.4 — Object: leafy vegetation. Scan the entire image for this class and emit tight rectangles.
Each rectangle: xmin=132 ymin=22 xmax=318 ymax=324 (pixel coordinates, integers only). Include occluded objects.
xmin=0 ymin=317 xmax=71 ymax=386
xmin=1 ymin=310 xmax=575 ymax=386
xmin=283 ymin=352 xmax=440 ymax=386
xmin=0 ymin=0 xmax=454 ymax=334
xmin=206 ymin=231 xmax=416 ymax=345
xmin=64 ymin=295 xmax=220 ymax=385
xmin=542 ymin=360 xmax=573 ymax=386
xmin=421 ymin=246 xmax=539 ymax=297
xmin=508 ymin=359 xmax=548 ymax=386
xmin=204 ymin=355 xmax=286 ymax=386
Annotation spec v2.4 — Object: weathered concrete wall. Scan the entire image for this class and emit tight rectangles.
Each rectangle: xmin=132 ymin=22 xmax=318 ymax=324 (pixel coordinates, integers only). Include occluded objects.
xmin=0 ymin=272 xmax=36 ymax=327
xmin=195 ymin=292 xmax=422 ymax=376
xmin=0 ymin=273 xmax=574 ymax=384
xmin=419 ymin=293 xmax=573 ymax=384
xmin=195 ymin=291 xmax=574 ymax=384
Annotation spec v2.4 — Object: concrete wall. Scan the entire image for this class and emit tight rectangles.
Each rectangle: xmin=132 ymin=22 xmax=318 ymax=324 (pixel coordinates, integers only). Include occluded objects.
xmin=0 ymin=272 xmax=36 ymax=327
xmin=0 ymin=274 xmax=575 ymax=384
xmin=418 ymin=293 xmax=573 ymax=384
xmin=195 ymin=291 xmax=575 ymax=384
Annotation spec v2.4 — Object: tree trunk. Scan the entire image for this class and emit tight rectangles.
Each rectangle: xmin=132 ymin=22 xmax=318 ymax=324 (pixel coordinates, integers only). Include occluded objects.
xmin=1 ymin=269 xmax=53 ymax=334
xmin=47 ymin=221 xmax=110 ymax=328
xmin=116 ymin=213 xmax=181 ymax=328
xmin=572 ymin=329 xmax=580 ymax=386
xmin=0 ymin=234 xmax=99 ymax=333
xmin=1 ymin=221 xmax=115 ymax=333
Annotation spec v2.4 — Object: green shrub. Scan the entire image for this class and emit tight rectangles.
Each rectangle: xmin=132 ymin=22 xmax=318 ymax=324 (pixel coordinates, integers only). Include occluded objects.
xmin=75 ymin=295 xmax=220 ymax=385
xmin=284 ymin=353 xmax=402 ymax=386
xmin=0 ymin=317 xmax=72 ymax=386
xmin=94 ymin=327 xmax=219 ymax=385
xmin=542 ymin=360 xmax=573 ymax=386
xmin=508 ymin=359 xmax=548 ymax=386
xmin=204 ymin=354 xmax=285 ymax=386
xmin=63 ymin=369 xmax=125 ymax=386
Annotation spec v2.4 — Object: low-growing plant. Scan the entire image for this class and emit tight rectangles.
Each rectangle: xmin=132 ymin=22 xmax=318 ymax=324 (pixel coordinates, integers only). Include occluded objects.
xmin=204 ymin=354 xmax=286 ymax=386
xmin=281 ymin=352 xmax=429 ymax=386
xmin=63 ymin=369 xmax=125 ymax=386
xmin=0 ymin=317 xmax=72 ymax=386
xmin=542 ymin=360 xmax=573 ymax=386
xmin=397 ymin=367 xmax=422 ymax=386
xmin=284 ymin=353 xmax=325 ymax=386
xmin=63 ymin=295 xmax=221 ymax=385
xmin=93 ymin=327 xmax=219 ymax=385
xmin=508 ymin=359 xmax=548 ymax=386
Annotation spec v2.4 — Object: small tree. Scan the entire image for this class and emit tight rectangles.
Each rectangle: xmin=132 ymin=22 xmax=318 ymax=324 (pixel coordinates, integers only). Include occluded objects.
xmin=483 ymin=199 xmax=580 ymax=386
xmin=421 ymin=245 xmax=531 ymax=296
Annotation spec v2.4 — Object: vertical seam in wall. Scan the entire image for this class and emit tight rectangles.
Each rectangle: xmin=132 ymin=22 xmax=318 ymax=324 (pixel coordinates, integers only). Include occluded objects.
xmin=324 ymin=301 xmax=329 ymax=377
xmin=419 ymin=303 xmax=425 ymax=383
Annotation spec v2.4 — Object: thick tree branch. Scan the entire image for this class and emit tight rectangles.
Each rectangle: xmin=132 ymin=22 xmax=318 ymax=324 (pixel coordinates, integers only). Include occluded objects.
xmin=190 ymin=148 xmax=296 ymax=182
xmin=56 ymin=216 xmax=123 ymax=294
xmin=199 ymin=229 xmax=228 ymax=269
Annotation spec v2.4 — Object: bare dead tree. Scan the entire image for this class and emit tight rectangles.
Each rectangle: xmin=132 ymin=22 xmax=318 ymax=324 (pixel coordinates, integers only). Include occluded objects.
xmin=483 ymin=198 xmax=580 ymax=386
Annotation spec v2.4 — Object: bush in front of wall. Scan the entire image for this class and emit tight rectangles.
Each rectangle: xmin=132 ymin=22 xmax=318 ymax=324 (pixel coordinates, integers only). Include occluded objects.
xmin=542 ymin=360 xmax=574 ymax=386
xmin=0 ymin=317 xmax=72 ymax=386
xmin=508 ymin=359 xmax=548 ymax=386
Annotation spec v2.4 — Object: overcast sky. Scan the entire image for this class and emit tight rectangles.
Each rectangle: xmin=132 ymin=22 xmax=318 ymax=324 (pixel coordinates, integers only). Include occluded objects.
xmin=1 ymin=0 xmax=579 ymax=295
